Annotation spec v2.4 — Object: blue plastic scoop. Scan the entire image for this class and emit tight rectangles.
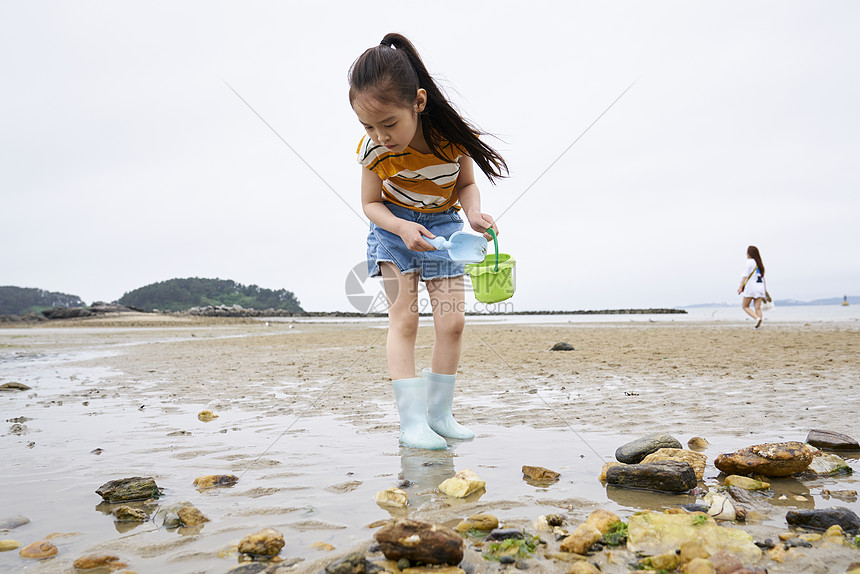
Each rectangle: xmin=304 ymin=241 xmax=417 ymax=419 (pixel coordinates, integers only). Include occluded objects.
xmin=427 ymin=231 xmax=487 ymax=263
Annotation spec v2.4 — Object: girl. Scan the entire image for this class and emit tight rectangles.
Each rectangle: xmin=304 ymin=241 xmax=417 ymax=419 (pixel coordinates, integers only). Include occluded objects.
xmin=348 ymin=33 xmax=508 ymax=449
xmin=737 ymin=245 xmax=766 ymax=328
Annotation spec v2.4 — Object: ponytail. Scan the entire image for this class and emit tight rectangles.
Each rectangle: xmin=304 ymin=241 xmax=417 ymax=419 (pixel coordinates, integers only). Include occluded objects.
xmin=349 ymin=33 xmax=508 ymax=182
xmin=747 ymin=245 xmax=765 ymax=277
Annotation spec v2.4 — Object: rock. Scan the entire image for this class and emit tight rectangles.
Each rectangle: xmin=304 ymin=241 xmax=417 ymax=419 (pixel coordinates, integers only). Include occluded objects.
xmin=704 ymin=493 xmax=736 ymax=521
xmin=679 ymin=540 xmax=711 ymax=562
xmin=95 ymin=477 xmax=161 ymax=503
xmin=0 ymin=540 xmax=21 ymax=552
xmin=642 ymin=448 xmax=707 ymax=480
xmin=687 ymin=436 xmax=710 ymax=450
xmin=724 ymin=475 xmax=770 ymax=490
xmin=324 ymin=552 xmax=370 ymax=574
xmin=806 ymin=429 xmax=860 ymax=450
xmin=197 ymin=410 xmax=219 ymax=421
xmin=375 ymin=487 xmax=408 ymax=508
xmin=228 ymin=564 xmax=269 ymax=574
xmin=682 ymin=558 xmax=716 ymax=574
xmin=238 ymin=527 xmax=285 ymax=558
xmin=193 ymin=474 xmax=238 ymax=489
xmin=823 ymin=525 xmax=847 ymax=547
xmin=605 ymin=460 xmax=697 ymax=492
xmin=640 ymin=551 xmax=680 ymax=570
xmin=310 ymin=542 xmax=335 ymax=551
xmin=112 ymin=506 xmax=149 ymax=522
xmin=521 ymin=465 xmax=560 ymax=484
xmin=559 ymin=524 xmax=602 ymax=554
xmin=627 ymin=512 xmax=761 ymax=562
xmin=374 ymin=518 xmax=464 ymax=565
xmin=585 ymin=509 xmax=620 ymax=534
xmin=438 ymin=469 xmax=485 ymax=498
xmin=177 ymin=505 xmax=209 ymax=526
xmin=709 ymin=551 xmax=742 ymax=574
xmin=567 ymin=562 xmax=600 ymax=574
xmin=73 ymin=554 xmax=128 ymax=570
xmin=487 ymin=529 xmax=524 ymax=541
xmin=615 ymin=433 xmax=682 ymax=464
xmin=550 ymin=342 xmax=574 ymax=351
xmin=155 ymin=502 xmax=189 ymax=529
xmin=806 ymin=453 xmax=853 ymax=476
xmin=454 ymin=513 xmax=498 ymax=533
xmin=19 ymin=540 xmax=58 ymax=559
xmin=599 ymin=461 xmax=622 ymax=481
xmin=713 ymin=441 xmax=813 ymax=477
xmin=0 ymin=382 xmax=31 ymax=391
xmin=0 ymin=515 xmax=30 ymax=530
xmin=785 ymin=507 xmax=860 ymax=533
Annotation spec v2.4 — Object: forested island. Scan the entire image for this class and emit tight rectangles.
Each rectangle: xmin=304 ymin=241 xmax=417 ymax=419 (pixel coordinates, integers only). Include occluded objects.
xmin=0 ymin=278 xmax=303 ymax=317
xmin=118 ymin=278 xmax=302 ymax=313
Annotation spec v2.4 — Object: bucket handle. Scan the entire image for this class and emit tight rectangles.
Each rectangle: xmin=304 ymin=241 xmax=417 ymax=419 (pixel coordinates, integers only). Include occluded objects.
xmin=487 ymin=228 xmax=499 ymax=271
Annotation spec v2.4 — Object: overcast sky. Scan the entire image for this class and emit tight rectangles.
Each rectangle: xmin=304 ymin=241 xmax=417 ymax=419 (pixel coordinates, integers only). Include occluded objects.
xmin=2 ymin=1 xmax=858 ymax=312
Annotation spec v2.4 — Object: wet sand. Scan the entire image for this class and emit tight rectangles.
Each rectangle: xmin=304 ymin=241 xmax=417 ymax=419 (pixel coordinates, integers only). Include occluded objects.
xmin=1 ymin=314 xmax=859 ymax=572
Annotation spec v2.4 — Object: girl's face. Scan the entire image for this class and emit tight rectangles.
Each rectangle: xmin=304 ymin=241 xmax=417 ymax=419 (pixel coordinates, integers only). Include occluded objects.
xmin=353 ymin=90 xmax=427 ymax=153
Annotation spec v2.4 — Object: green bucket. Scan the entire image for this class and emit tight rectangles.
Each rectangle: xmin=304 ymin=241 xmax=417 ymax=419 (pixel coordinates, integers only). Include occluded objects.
xmin=465 ymin=229 xmax=515 ymax=304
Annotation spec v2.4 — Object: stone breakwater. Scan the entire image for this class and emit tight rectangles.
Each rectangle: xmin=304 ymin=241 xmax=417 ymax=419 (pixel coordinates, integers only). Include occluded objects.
xmin=1 ymin=305 xmax=687 ymax=323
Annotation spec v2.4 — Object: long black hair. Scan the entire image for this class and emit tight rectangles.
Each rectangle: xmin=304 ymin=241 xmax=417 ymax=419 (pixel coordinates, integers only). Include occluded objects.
xmin=747 ymin=245 xmax=765 ymax=277
xmin=348 ymin=33 xmax=508 ymax=182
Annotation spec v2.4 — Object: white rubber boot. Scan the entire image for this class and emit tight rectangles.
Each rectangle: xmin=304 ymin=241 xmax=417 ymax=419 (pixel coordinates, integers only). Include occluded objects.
xmin=392 ymin=378 xmax=447 ymax=450
xmin=423 ymin=369 xmax=474 ymax=439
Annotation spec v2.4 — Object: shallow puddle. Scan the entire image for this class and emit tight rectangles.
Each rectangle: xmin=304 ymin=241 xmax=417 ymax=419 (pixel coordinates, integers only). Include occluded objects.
xmin=1 ymin=329 xmax=858 ymax=573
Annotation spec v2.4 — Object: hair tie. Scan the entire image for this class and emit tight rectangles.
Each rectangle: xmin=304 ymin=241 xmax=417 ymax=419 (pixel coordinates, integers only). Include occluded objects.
xmin=380 ymin=42 xmax=394 ymax=49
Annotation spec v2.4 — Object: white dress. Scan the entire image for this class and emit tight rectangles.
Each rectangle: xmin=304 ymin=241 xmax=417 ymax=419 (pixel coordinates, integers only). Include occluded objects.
xmin=741 ymin=259 xmax=766 ymax=299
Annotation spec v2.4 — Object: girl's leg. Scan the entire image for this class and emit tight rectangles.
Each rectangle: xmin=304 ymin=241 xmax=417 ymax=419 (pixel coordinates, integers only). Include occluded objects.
xmin=741 ymin=297 xmax=757 ymax=320
xmin=381 ymin=262 xmax=446 ymax=449
xmin=753 ymin=298 xmax=763 ymax=327
xmin=426 ymin=275 xmax=466 ymax=374
xmin=380 ymin=262 xmax=419 ymax=380
xmin=423 ymin=275 xmax=473 ymax=439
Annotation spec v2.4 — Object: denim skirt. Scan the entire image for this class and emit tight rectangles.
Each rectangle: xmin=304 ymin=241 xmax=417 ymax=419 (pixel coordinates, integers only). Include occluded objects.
xmin=367 ymin=202 xmax=466 ymax=281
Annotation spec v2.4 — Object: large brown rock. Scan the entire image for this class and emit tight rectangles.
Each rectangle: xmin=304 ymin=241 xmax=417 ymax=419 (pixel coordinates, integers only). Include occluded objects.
xmin=714 ymin=442 xmax=813 ymax=477
xmin=605 ymin=460 xmax=697 ymax=492
xmin=95 ymin=477 xmax=161 ymax=503
xmin=374 ymin=518 xmax=464 ymax=565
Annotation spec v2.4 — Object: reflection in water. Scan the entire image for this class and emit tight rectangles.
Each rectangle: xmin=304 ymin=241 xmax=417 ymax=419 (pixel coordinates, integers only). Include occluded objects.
xmin=605 ymin=484 xmax=697 ymax=511
xmin=763 ymin=477 xmax=815 ymax=509
xmin=399 ymin=447 xmax=456 ymax=510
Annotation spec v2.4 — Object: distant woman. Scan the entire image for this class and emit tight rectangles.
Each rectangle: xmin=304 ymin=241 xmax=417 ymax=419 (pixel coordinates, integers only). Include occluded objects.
xmin=737 ymin=245 xmax=766 ymax=328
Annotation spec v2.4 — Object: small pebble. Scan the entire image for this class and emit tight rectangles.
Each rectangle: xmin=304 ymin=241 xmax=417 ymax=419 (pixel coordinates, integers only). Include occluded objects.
xmin=500 ymin=555 xmax=516 ymax=564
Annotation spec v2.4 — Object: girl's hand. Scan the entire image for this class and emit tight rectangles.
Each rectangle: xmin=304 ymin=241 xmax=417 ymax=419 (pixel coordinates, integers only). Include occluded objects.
xmin=397 ymin=221 xmax=435 ymax=251
xmin=466 ymin=210 xmax=499 ymax=240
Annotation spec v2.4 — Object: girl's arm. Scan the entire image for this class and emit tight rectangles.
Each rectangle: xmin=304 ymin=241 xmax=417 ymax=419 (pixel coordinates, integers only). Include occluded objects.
xmin=360 ymin=167 xmax=435 ymax=251
xmin=456 ymin=156 xmax=499 ymax=239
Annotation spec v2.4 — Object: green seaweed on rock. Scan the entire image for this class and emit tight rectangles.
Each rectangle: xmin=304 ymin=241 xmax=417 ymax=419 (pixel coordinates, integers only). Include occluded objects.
xmin=600 ymin=521 xmax=628 ymax=546
xmin=483 ymin=534 xmax=539 ymax=561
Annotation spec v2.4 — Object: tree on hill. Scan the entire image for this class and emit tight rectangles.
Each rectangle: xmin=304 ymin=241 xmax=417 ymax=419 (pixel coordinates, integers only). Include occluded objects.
xmin=117 ymin=278 xmax=303 ymax=312
xmin=0 ymin=286 xmax=85 ymax=315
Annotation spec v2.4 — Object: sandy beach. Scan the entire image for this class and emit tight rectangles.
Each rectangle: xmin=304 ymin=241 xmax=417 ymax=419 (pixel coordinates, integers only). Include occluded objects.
xmin=1 ymin=313 xmax=859 ymax=572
